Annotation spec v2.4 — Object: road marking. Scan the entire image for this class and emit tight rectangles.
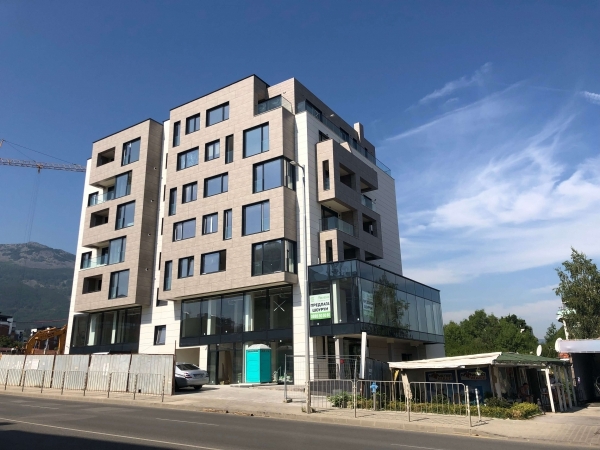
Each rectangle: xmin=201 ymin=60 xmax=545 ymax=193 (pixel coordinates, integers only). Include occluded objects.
xmin=391 ymin=445 xmax=446 ymax=450
xmin=156 ymin=418 xmax=219 ymax=426
xmin=20 ymin=405 xmax=60 ymax=410
xmin=0 ymin=416 xmax=224 ymax=450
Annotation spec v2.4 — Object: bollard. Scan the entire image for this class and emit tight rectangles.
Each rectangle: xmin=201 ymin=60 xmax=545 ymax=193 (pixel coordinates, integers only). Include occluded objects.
xmin=475 ymin=389 xmax=481 ymax=423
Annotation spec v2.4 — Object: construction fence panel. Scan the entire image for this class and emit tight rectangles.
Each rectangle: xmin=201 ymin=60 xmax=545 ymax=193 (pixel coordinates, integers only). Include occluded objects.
xmin=89 ymin=354 xmax=131 ymax=374
xmin=85 ymin=371 xmax=111 ymax=393
xmin=408 ymin=382 xmax=471 ymax=426
xmin=4 ymin=369 xmax=24 ymax=388
xmin=355 ymin=380 xmax=408 ymax=414
xmin=130 ymin=354 xmax=173 ymax=395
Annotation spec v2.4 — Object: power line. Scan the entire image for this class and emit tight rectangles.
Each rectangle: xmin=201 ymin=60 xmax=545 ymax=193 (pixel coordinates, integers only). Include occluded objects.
xmin=2 ymin=139 xmax=81 ymax=165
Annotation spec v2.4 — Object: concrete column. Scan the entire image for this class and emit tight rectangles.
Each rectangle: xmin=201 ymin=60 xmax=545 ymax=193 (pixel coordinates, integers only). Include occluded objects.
xmin=544 ymin=368 xmax=556 ymax=413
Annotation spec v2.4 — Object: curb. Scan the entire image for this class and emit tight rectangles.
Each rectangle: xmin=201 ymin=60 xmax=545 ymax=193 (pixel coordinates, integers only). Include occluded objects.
xmin=1 ymin=390 xmax=598 ymax=447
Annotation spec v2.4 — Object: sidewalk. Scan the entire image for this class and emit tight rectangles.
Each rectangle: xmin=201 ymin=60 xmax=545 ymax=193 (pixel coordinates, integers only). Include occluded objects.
xmin=2 ymin=384 xmax=599 ymax=447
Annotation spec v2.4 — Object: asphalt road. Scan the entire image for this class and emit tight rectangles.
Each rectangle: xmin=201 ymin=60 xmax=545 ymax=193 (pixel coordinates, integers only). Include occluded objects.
xmin=0 ymin=394 xmax=587 ymax=450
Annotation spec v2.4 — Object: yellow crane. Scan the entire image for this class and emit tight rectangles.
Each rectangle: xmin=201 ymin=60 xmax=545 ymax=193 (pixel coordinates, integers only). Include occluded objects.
xmin=25 ymin=325 xmax=68 ymax=355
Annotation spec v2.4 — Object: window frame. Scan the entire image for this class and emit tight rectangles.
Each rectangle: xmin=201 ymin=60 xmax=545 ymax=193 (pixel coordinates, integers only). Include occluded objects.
xmin=253 ymin=157 xmax=295 ymax=193
xmin=242 ymin=200 xmax=270 ymax=236
xmin=251 ymin=239 xmax=296 ymax=276
xmin=243 ymin=123 xmax=269 ymax=158
xmin=164 ymin=260 xmax=173 ymax=291
xmin=225 ymin=135 xmax=234 ymax=164
xmin=168 ymin=188 xmax=177 ymax=216
xmin=173 ymin=218 xmax=196 ymax=242
xmin=121 ymin=138 xmax=141 ymax=166
xmin=205 ymin=139 xmax=220 ymax=162
xmin=185 ymin=113 xmax=200 ymax=134
xmin=108 ymin=269 xmax=130 ymax=299
xmin=178 ymin=256 xmax=195 ymax=279
xmin=206 ymin=102 xmax=229 ymax=127
xmin=223 ymin=209 xmax=232 ymax=240
xmin=182 ymin=182 xmax=198 ymax=204
xmin=203 ymin=173 xmax=228 ymax=197
xmin=173 ymin=121 xmax=181 ymax=147
xmin=202 ymin=212 xmax=219 ymax=235
xmin=115 ymin=201 xmax=135 ymax=230
xmin=176 ymin=147 xmax=199 ymax=171
xmin=154 ymin=325 xmax=166 ymax=345
xmin=201 ymin=250 xmax=227 ymax=275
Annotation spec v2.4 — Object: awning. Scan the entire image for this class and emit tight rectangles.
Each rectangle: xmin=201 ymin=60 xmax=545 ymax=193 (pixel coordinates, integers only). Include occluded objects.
xmin=557 ymin=339 xmax=600 ymax=353
xmin=389 ymin=351 xmax=569 ymax=370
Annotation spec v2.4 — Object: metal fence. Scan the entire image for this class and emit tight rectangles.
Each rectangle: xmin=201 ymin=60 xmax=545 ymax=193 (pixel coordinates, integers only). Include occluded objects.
xmin=2 ymin=369 xmax=166 ymax=401
xmin=408 ymin=382 xmax=471 ymax=425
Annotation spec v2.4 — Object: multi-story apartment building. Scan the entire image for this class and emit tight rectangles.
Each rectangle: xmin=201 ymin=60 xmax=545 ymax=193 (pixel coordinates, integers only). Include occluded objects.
xmin=66 ymin=75 xmax=445 ymax=385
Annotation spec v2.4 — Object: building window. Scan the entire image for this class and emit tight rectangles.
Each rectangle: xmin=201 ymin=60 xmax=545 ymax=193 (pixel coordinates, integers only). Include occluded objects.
xmin=253 ymin=158 xmax=295 ymax=193
xmin=177 ymin=148 xmax=199 ymax=170
xmin=204 ymin=173 xmax=228 ymax=197
xmin=173 ymin=218 xmax=196 ymax=241
xmin=108 ymin=237 xmax=126 ymax=265
xmin=97 ymin=148 xmax=115 ymax=167
xmin=223 ymin=209 xmax=232 ymax=240
xmin=225 ymin=135 xmax=234 ymax=164
xmin=114 ymin=171 xmax=132 ymax=199
xmin=202 ymin=213 xmax=218 ymax=235
xmin=80 ymin=252 xmax=92 ymax=269
xmin=182 ymin=182 xmax=197 ymax=203
xmin=322 ymin=160 xmax=330 ymax=190
xmin=90 ymin=209 xmax=109 ymax=228
xmin=243 ymin=123 xmax=269 ymax=158
xmin=326 ymin=240 xmax=333 ymax=262
xmin=115 ymin=201 xmax=135 ymax=229
xmin=178 ymin=256 xmax=194 ymax=278
xmin=122 ymin=138 xmax=141 ymax=166
xmin=362 ymin=215 xmax=377 ymax=236
xmin=206 ymin=103 xmax=229 ymax=126
xmin=108 ymin=270 xmax=130 ymax=299
xmin=185 ymin=113 xmax=200 ymax=134
xmin=252 ymin=239 xmax=296 ymax=276
xmin=168 ymin=188 xmax=177 ymax=215
xmin=154 ymin=325 xmax=166 ymax=345
xmin=319 ymin=131 xmax=330 ymax=142
xmin=205 ymin=140 xmax=220 ymax=161
xmin=173 ymin=121 xmax=181 ymax=147
xmin=83 ymin=275 xmax=102 ymax=294
xmin=243 ymin=201 xmax=270 ymax=235
xmin=88 ymin=192 xmax=99 ymax=207
xmin=164 ymin=260 xmax=172 ymax=290
xmin=201 ymin=250 xmax=226 ymax=274
xmin=340 ymin=128 xmax=349 ymax=142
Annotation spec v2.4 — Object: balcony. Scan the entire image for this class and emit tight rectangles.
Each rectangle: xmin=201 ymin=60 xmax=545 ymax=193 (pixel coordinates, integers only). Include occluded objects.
xmin=256 ymin=95 xmax=293 ymax=115
xmin=297 ymin=100 xmax=391 ymax=176
xmin=88 ymin=184 xmax=131 ymax=207
xmin=80 ymin=251 xmax=125 ymax=271
xmin=361 ymin=195 xmax=376 ymax=212
xmin=321 ymin=216 xmax=355 ymax=237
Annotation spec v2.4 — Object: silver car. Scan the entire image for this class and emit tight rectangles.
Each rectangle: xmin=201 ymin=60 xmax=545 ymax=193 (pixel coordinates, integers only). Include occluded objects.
xmin=174 ymin=362 xmax=209 ymax=390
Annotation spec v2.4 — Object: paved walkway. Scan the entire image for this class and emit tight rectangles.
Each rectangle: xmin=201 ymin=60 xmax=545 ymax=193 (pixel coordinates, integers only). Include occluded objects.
xmin=2 ymin=384 xmax=600 ymax=446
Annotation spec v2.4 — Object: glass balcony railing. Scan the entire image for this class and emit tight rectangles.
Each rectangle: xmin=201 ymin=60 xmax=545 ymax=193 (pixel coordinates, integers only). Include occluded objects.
xmin=361 ymin=195 xmax=376 ymax=212
xmin=256 ymin=95 xmax=293 ymax=115
xmin=80 ymin=251 xmax=125 ymax=270
xmin=321 ymin=216 xmax=355 ymax=236
xmin=297 ymin=100 xmax=392 ymax=176
xmin=88 ymin=185 xmax=131 ymax=207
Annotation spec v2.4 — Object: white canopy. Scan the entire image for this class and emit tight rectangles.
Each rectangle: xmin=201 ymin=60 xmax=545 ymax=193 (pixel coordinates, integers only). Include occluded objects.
xmin=389 ymin=352 xmax=502 ymax=370
xmin=557 ymin=339 xmax=600 ymax=353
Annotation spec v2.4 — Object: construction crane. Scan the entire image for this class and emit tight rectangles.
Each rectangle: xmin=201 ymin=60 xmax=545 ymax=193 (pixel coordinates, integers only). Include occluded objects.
xmin=25 ymin=325 xmax=68 ymax=355
xmin=0 ymin=139 xmax=86 ymax=173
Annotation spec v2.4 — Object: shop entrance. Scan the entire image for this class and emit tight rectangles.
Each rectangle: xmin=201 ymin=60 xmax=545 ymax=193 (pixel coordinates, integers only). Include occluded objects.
xmin=208 ymin=343 xmax=243 ymax=385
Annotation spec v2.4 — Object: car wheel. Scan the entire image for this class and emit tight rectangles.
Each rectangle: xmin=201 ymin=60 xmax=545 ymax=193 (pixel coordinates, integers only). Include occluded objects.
xmin=193 ymin=385 xmax=202 ymax=390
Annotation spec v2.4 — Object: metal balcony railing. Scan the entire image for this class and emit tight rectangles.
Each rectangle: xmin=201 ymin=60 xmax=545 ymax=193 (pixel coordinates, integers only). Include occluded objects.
xmin=361 ymin=195 xmax=376 ymax=212
xmin=256 ymin=95 xmax=293 ymax=115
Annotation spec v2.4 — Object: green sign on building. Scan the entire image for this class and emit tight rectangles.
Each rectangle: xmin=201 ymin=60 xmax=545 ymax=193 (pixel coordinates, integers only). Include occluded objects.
xmin=310 ymin=294 xmax=331 ymax=320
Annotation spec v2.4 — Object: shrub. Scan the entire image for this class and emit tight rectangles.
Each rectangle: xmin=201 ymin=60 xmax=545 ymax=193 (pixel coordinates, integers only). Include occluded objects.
xmin=507 ymin=402 xmax=540 ymax=419
xmin=484 ymin=397 xmax=511 ymax=408
xmin=327 ymin=391 xmax=352 ymax=408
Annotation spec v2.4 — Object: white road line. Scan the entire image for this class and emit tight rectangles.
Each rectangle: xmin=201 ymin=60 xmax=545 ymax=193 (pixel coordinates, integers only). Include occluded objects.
xmin=0 ymin=416 xmax=224 ymax=450
xmin=20 ymin=405 xmax=60 ymax=410
xmin=156 ymin=418 xmax=220 ymax=426
xmin=391 ymin=445 xmax=446 ymax=450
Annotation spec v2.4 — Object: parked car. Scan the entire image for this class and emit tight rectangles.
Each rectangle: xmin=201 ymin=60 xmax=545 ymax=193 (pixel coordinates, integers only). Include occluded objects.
xmin=174 ymin=362 xmax=209 ymax=390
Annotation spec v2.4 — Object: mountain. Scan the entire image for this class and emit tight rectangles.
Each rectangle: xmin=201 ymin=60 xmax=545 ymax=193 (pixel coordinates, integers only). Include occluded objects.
xmin=0 ymin=242 xmax=74 ymax=330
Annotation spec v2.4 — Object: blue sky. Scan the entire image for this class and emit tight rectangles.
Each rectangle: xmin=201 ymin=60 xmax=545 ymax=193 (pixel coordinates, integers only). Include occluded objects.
xmin=1 ymin=1 xmax=599 ymax=336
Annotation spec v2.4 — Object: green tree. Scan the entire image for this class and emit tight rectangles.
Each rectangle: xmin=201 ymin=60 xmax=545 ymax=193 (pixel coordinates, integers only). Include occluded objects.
xmin=443 ymin=309 xmax=538 ymax=357
xmin=541 ymin=323 xmax=566 ymax=358
xmin=554 ymin=248 xmax=600 ymax=339
xmin=0 ymin=335 xmax=18 ymax=348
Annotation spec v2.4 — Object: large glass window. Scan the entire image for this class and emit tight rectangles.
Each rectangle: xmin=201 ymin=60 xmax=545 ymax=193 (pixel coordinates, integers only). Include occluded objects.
xmin=108 ymin=237 xmax=126 ymax=265
xmin=225 ymin=135 xmax=234 ymax=164
xmin=207 ymin=103 xmax=229 ymax=126
xmin=253 ymin=158 xmax=295 ymax=193
xmin=244 ymin=123 xmax=269 ymax=157
xmin=178 ymin=256 xmax=194 ymax=278
xmin=154 ymin=325 xmax=166 ymax=345
xmin=221 ymin=294 xmax=243 ymax=334
xmin=177 ymin=148 xmax=199 ymax=170
xmin=224 ymin=209 xmax=232 ymax=240
xmin=269 ymin=286 xmax=293 ymax=330
xmin=205 ymin=140 xmax=220 ymax=161
xmin=122 ymin=138 xmax=140 ymax=166
xmin=202 ymin=213 xmax=218 ymax=235
xmin=164 ymin=260 xmax=172 ymax=290
xmin=243 ymin=290 xmax=268 ymax=331
xmin=173 ymin=218 xmax=196 ymax=241
xmin=181 ymin=301 xmax=201 ymax=338
xmin=114 ymin=171 xmax=132 ymax=199
xmin=168 ymin=188 xmax=177 ymax=216
xmin=108 ymin=269 xmax=129 ymax=299
xmin=185 ymin=113 xmax=200 ymax=134
xmin=201 ymin=298 xmax=221 ymax=335
xmin=182 ymin=182 xmax=197 ymax=203
xmin=71 ymin=314 xmax=88 ymax=347
xmin=201 ymin=250 xmax=226 ymax=274
xmin=80 ymin=252 xmax=92 ymax=269
xmin=252 ymin=239 xmax=296 ymax=276
xmin=243 ymin=201 xmax=269 ymax=235
xmin=204 ymin=173 xmax=228 ymax=197
xmin=173 ymin=121 xmax=181 ymax=147
xmin=115 ymin=201 xmax=135 ymax=229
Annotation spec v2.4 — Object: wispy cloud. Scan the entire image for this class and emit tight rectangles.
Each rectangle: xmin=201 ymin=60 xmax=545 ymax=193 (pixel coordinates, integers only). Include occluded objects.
xmin=418 ymin=62 xmax=491 ymax=105
xmin=580 ymin=90 xmax=600 ymax=105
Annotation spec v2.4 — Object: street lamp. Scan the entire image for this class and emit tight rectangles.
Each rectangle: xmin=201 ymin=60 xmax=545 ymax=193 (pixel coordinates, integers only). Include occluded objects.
xmin=289 ymin=160 xmax=311 ymax=413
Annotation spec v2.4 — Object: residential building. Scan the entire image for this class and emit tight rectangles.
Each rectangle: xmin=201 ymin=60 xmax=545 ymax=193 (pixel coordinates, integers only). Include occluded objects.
xmin=66 ymin=75 xmax=445 ymax=385
xmin=0 ymin=313 xmax=14 ymax=337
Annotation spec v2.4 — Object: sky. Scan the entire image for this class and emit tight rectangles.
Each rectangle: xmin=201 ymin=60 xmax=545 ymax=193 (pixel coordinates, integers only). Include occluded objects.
xmin=1 ymin=1 xmax=599 ymax=337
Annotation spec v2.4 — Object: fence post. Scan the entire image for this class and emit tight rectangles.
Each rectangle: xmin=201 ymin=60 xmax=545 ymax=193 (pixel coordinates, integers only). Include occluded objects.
xmin=284 ymin=357 xmax=287 ymax=402
xmin=133 ymin=373 xmax=138 ymax=400
xmin=466 ymin=388 xmax=472 ymax=427
xmin=107 ymin=372 xmax=112 ymax=398
xmin=83 ymin=372 xmax=88 ymax=396
xmin=475 ymin=389 xmax=481 ymax=423
xmin=161 ymin=375 xmax=165 ymax=403
xmin=61 ymin=371 xmax=66 ymax=395
xmin=40 ymin=370 xmax=46 ymax=393
xmin=353 ymin=359 xmax=357 ymax=418
xmin=21 ymin=370 xmax=26 ymax=392
xmin=3 ymin=369 xmax=8 ymax=390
